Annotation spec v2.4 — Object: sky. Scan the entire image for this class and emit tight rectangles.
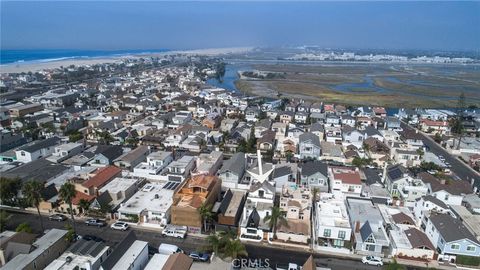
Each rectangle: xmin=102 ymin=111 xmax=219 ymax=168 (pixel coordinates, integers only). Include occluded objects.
xmin=1 ymin=1 xmax=479 ymax=51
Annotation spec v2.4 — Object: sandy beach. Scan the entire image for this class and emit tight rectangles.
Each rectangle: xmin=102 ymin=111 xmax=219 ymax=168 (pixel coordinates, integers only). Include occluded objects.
xmin=0 ymin=47 xmax=252 ymax=74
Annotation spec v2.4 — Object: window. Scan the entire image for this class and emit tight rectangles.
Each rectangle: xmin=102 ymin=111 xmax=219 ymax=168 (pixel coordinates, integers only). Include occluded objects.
xmin=258 ymin=190 xmax=264 ymax=198
xmin=467 ymin=245 xmax=476 ymax=252
xmin=450 ymin=244 xmax=460 ymax=250
xmin=21 ymin=151 xmax=25 ymax=156
xmin=323 ymin=229 xmax=331 ymax=237
xmin=444 ymin=194 xmax=449 ymax=200
xmin=338 ymin=231 xmax=346 ymax=239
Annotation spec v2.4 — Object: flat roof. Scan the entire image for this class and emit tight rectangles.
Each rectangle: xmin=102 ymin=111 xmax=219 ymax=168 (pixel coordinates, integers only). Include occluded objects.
xmin=99 ymin=177 xmax=139 ymax=195
xmin=112 ymin=240 xmax=148 ymax=270
xmin=317 ymin=199 xmax=351 ymax=228
xmin=118 ymin=182 xmax=173 ymax=215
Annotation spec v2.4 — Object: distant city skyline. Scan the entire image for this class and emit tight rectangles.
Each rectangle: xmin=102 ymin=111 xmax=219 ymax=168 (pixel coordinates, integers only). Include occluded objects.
xmin=1 ymin=1 xmax=479 ymax=52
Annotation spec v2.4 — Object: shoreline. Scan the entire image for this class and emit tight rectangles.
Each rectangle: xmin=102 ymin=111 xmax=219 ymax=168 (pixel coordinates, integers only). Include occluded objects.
xmin=0 ymin=47 xmax=253 ymax=74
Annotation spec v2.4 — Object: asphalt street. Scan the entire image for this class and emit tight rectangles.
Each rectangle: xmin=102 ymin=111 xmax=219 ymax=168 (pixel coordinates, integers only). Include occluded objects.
xmin=4 ymin=211 xmax=398 ymax=270
xmin=401 ymin=122 xmax=480 ymax=190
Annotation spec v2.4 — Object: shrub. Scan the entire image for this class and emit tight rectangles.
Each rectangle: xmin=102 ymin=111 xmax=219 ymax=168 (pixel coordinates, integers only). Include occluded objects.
xmin=456 ymin=255 xmax=480 ymax=266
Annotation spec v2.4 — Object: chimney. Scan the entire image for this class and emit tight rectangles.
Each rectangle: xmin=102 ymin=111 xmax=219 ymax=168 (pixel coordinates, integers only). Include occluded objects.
xmin=440 ymin=179 xmax=446 ymax=185
xmin=257 ymin=149 xmax=263 ymax=176
xmin=382 ymin=162 xmax=388 ymax=184
xmin=355 ymin=221 xmax=361 ymax=233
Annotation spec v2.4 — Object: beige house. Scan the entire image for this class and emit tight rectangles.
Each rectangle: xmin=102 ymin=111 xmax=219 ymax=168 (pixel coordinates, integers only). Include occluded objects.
xmin=277 ymin=185 xmax=312 ymax=244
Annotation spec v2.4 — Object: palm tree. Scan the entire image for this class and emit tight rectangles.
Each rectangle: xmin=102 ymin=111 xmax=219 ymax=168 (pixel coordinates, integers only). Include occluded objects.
xmin=224 ymin=239 xmax=248 ymax=259
xmin=264 ymin=206 xmax=288 ymax=240
xmin=59 ymin=182 xmax=77 ymax=234
xmin=78 ymin=199 xmax=91 ymax=216
xmin=311 ymin=187 xmax=320 ymax=206
xmin=198 ymin=203 xmax=213 ymax=232
xmin=207 ymin=233 xmax=221 ymax=254
xmin=22 ymin=181 xmax=45 ymax=232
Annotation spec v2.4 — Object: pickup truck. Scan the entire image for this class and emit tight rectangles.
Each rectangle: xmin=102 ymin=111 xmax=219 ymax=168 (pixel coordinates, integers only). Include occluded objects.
xmin=161 ymin=225 xmax=187 ymax=239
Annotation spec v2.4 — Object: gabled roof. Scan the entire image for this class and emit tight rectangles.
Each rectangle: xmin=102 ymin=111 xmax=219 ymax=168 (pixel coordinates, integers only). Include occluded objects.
xmin=299 ymin=132 xmax=320 ymax=147
xmin=219 ymin=152 xmax=245 ymax=176
xmin=392 ymin=212 xmax=415 ymax=225
xmin=246 ymin=208 xmax=260 ymax=228
xmin=17 ymin=137 xmax=61 ymax=153
xmin=101 ymin=231 xmax=137 ymax=270
xmin=40 ymin=183 xmax=58 ymax=201
xmin=249 ymin=180 xmax=275 ymax=194
xmin=421 ymin=195 xmax=448 ymax=209
xmin=273 ymin=166 xmax=292 ymax=178
xmin=163 ymin=253 xmax=193 ymax=270
xmin=418 ymin=172 xmax=473 ymax=196
xmin=83 ymin=166 xmax=122 ymax=189
xmin=429 ymin=213 xmax=479 ymax=244
xmin=360 ymin=221 xmax=374 ymax=242
xmin=364 ymin=126 xmax=381 ymax=137
xmin=405 ymin=228 xmax=435 ymax=250
xmin=300 ymin=161 xmax=328 ymax=177
xmin=94 ymin=145 xmax=123 ymax=161
xmin=386 ymin=164 xmax=408 ymax=181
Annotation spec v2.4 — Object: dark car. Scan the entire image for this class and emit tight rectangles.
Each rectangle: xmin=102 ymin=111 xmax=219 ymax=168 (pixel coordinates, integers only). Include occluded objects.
xmin=85 ymin=219 xmax=107 ymax=227
xmin=49 ymin=214 xmax=67 ymax=221
xmin=82 ymin=235 xmax=105 ymax=242
xmin=189 ymin=252 xmax=210 ymax=262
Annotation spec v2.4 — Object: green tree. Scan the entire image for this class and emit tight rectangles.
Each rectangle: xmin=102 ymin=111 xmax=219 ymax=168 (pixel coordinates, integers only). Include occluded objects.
xmin=78 ymin=199 xmax=91 ymax=215
xmin=59 ymin=182 xmax=77 ymax=235
xmin=68 ymin=131 xmax=84 ymax=142
xmin=386 ymin=259 xmax=405 ymax=270
xmin=198 ymin=203 xmax=213 ymax=233
xmin=264 ymin=206 xmax=288 ymax=240
xmin=0 ymin=211 xmax=11 ymax=232
xmin=15 ymin=222 xmax=33 ymax=233
xmin=450 ymin=92 xmax=466 ymax=150
xmin=246 ymin=127 xmax=257 ymax=153
xmin=311 ymin=187 xmax=320 ymax=206
xmin=22 ymin=181 xmax=45 ymax=232
xmin=0 ymin=177 xmax=22 ymax=206
xmin=64 ymin=224 xmax=76 ymax=242
xmin=207 ymin=233 xmax=221 ymax=254
xmin=237 ymin=139 xmax=247 ymax=153
xmin=99 ymin=131 xmax=114 ymax=145
xmin=224 ymin=239 xmax=248 ymax=259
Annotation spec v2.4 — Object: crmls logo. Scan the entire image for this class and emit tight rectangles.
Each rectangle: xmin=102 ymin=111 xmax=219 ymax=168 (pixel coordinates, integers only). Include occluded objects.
xmin=232 ymin=258 xmax=271 ymax=268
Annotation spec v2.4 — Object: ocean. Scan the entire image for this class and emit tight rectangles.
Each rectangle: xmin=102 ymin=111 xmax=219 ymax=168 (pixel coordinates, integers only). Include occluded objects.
xmin=0 ymin=49 xmax=169 ymax=65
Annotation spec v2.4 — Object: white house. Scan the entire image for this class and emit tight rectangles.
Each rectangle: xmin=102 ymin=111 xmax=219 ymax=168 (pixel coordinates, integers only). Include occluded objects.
xmin=315 ymin=195 xmax=352 ymax=249
xmin=15 ymin=137 xmax=61 ymax=163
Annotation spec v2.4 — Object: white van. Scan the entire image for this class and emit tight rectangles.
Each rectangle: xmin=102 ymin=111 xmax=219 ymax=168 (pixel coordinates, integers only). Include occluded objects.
xmin=158 ymin=243 xmax=184 ymax=255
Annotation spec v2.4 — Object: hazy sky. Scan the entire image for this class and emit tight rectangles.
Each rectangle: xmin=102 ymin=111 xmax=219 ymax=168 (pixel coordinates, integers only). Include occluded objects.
xmin=1 ymin=1 xmax=479 ymax=51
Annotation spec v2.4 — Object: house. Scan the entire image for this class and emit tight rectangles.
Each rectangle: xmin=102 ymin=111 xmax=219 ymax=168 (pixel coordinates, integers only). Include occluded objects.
xmin=391 ymin=145 xmax=422 ymax=167
xmin=271 ymin=163 xmax=298 ymax=193
xmin=46 ymin=239 xmax=112 ymax=270
xmin=279 ymin=111 xmax=294 ymax=124
xmin=254 ymin=119 xmax=272 ymax=138
xmin=341 ymin=115 xmax=356 ymax=127
xmin=89 ymin=145 xmax=124 ymax=167
xmin=413 ymin=195 xmax=451 ymax=227
xmin=315 ymin=195 xmax=352 ymax=249
xmin=424 ymin=213 xmax=480 ymax=260
xmin=15 ymin=137 xmax=61 ymax=163
xmin=98 ymin=177 xmax=141 ymax=210
xmin=298 ymin=132 xmax=321 ymax=160
xmin=216 ymin=189 xmax=247 ymax=231
xmin=193 ymin=151 xmax=223 ymax=176
xmin=117 ymin=182 xmax=175 ymax=227
xmin=245 ymin=107 xmax=261 ymax=122
xmin=257 ymin=130 xmax=276 ymax=153
xmin=108 ymin=240 xmax=149 ymax=270
xmin=114 ymin=146 xmax=150 ymax=170
xmin=2 ymin=229 xmax=69 ymax=270
xmin=328 ymin=166 xmax=362 ymax=196
xmin=79 ymin=166 xmax=122 ymax=196
xmin=389 ymin=227 xmax=436 ymax=260
xmin=202 ymin=113 xmax=221 ymax=129
xmin=420 ymin=119 xmax=451 ymax=135
xmin=299 ymin=161 xmax=329 ymax=192
xmin=418 ymin=172 xmax=473 ymax=206
xmin=8 ymin=103 xmax=43 ymax=118
xmin=309 ymin=122 xmax=324 ymax=141
xmin=47 ymin=142 xmax=84 ymax=163
xmin=161 ymin=155 xmax=196 ymax=182
xmin=157 ymin=253 xmax=193 ymax=270
xmin=295 ymin=111 xmax=309 ymax=124
xmin=363 ymin=137 xmax=390 ymax=167
xmin=170 ymin=175 xmax=222 ymax=233
xmin=220 ymin=118 xmax=238 ymax=133
xmin=277 ymin=185 xmax=311 ymax=244
xmin=342 ymin=127 xmax=364 ymax=149
xmin=218 ymin=152 xmax=247 ymax=191
xmin=325 ymin=125 xmax=342 ymax=144
xmin=386 ymin=116 xmax=402 ymax=131
xmin=239 ymin=181 xmax=275 ymax=242
xmin=346 ymin=198 xmax=390 ymax=256
xmin=133 ymin=151 xmax=173 ymax=180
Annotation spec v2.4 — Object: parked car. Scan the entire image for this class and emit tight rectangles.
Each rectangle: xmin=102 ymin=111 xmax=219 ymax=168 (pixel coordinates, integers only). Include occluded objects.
xmin=189 ymin=251 xmax=210 ymax=262
xmin=82 ymin=235 xmax=105 ymax=242
xmin=110 ymin=221 xmax=129 ymax=231
xmin=158 ymin=243 xmax=183 ymax=255
xmin=85 ymin=219 xmax=106 ymax=227
xmin=161 ymin=225 xmax=187 ymax=239
xmin=49 ymin=214 xmax=67 ymax=221
xmin=361 ymin=256 xmax=383 ymax=266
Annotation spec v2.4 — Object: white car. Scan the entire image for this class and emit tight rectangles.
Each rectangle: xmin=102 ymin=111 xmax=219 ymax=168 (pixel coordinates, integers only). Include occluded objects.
xmin=362 ymin=256 xmax=383 ymax=266
xmin=110 ymin=222 xmax=129 ymax=231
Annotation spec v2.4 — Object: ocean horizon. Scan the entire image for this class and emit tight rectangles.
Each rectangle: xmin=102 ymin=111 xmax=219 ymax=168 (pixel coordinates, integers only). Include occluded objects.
xmin=0 ymin=49 xmax=170 ymax=65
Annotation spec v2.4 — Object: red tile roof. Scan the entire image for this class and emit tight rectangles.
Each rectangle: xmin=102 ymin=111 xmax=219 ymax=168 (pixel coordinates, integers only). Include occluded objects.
xmin=82 ymin=166 xmax=122 ymax=189
xmin=72 ymin=191 xmax=95 ymax=205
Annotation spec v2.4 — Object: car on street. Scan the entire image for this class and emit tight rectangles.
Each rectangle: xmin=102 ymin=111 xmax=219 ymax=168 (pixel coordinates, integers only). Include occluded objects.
xmin=85 ymin=219 xmax=107 ymax=227
xmin=361 ymin=256 xmax=383 ymax=266
xmin=49 ymin=214 xmax=67 ymax=221
xmin=110 ymin=221 xmax=129 ymax=231
xmin=82 ymin=235 xmax=105 ymax=242
xmin=189 ymin=251 xmax=210 ymax=262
